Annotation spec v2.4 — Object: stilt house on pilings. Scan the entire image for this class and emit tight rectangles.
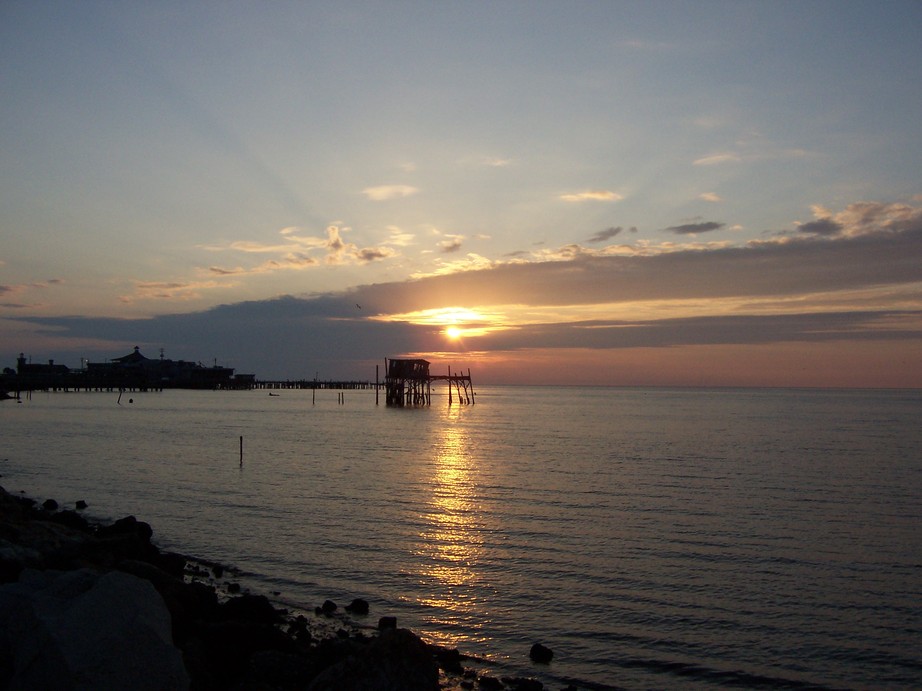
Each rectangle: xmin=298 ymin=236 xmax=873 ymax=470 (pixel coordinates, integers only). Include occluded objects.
xmin=383 ymin=358 xmax=475 ymax=407
xmin=385 ymin=358 xmax=431 ymax=406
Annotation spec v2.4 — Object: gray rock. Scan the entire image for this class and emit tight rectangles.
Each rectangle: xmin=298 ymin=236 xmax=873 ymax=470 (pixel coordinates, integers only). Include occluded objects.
xmin=307 ymin=628 xmax=438 ymax=691
xmin=0 ymin=568 xmax=189 ymax=690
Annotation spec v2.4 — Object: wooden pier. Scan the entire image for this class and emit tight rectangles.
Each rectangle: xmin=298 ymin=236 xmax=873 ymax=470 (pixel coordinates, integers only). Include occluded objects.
xmin=382 ymin=358 xmax=474 ymax=407
xmin=252 ymin=379 xmax=376 ymax=391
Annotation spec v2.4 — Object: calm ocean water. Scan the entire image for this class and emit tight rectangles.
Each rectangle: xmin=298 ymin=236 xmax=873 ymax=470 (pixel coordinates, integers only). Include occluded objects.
xmin=2 ymin=386 xmax=921 ymax=689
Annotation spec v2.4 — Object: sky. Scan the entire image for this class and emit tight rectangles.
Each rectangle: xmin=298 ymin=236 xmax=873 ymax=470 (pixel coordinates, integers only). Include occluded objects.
xmin=2 ymin=1 xmax=922 ymax=387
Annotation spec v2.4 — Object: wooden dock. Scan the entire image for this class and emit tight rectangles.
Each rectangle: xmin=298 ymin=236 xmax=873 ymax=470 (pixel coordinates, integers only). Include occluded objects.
xmin=253 ymin=379 xmax=376 ymax=391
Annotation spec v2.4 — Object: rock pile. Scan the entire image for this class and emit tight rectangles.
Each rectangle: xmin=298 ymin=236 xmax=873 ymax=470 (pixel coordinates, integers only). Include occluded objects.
xmin=0 ymin=487 xmax=552 ymax=690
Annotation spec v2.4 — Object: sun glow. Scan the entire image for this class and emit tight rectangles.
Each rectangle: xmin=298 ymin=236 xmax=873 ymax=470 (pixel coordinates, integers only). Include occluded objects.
xmin=372 ymin=306 xmax=504 ymax=338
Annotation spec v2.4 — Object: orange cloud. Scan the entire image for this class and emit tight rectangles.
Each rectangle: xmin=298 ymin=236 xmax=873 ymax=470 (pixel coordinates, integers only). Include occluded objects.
xmin=559 ymin=190 xmax=623 ymax=202
xmin=362 ymin=184 xmax=419 ymax=201
xmin=204 ymin=225 xmax=396 ymax=275
xmin=120 ymin=279 xmax=227 ymax=303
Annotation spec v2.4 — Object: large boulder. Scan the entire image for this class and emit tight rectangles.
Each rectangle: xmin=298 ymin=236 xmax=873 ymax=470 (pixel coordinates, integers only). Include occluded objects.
xmin=0 ymin=567 xmax=189 ymax=690
xmin=307 ymin=627 xmax=439 ymax=691
xmin=0 ymin=507 xmax=92 ymax=579
xmin=93 ymin=515 xmax=159 ymax=563
xmin=221 ymin=593 xmax=282 ymax=625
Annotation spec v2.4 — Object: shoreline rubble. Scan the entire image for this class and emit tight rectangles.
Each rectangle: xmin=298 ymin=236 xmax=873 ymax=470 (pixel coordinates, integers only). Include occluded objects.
xmin=0 ymin=487 xmax=554 ymax=690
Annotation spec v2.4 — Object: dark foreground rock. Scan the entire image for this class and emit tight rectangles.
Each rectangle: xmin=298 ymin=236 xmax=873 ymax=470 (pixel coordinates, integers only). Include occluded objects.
xmin=0 ymin=486 xmax=520 ymax=690
xmin=307 ymin=627 xmax=439 ymax=690
xmin=529 ymin=642 xmax=554 ymax=664
xmin=0 ymin=567 xmax=189 ymax=690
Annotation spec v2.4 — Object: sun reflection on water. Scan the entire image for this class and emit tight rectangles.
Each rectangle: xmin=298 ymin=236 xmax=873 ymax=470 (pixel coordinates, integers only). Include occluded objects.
xmin=412 ymin=414 xmax=490 ymax=648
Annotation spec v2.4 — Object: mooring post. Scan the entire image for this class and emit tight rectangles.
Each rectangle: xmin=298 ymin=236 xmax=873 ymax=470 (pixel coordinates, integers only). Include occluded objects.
xmin=468 ymin=368 xmax=475 ymax=404
xmin=376 ymin=364 xmax=379 ymax=405
xmin=448 ymin=365 xmax=453 ymax=405
xmin=239 ymin=435 xmax=243 ymax=466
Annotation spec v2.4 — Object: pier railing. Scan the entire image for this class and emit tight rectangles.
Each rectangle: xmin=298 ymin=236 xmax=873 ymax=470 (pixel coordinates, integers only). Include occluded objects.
xmin=253 ymin=380 xmax=377 ymax=390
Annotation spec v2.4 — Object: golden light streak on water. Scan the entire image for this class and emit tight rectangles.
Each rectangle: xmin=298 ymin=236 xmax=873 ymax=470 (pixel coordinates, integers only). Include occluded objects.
xmin=412 ymin=416 xmax=487 ymax=648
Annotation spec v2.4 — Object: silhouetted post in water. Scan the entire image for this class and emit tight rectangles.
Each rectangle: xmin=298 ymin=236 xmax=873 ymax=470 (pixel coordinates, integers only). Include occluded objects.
xmin=375 ymin=364 xmax=379 ymax=405
xmin=239 ymin=436 xmax=243 ymax=466
xmin=468 ymin=368 xmax=475 ymax=404
xmin=448 ymin=366 xmax=453 ymax=405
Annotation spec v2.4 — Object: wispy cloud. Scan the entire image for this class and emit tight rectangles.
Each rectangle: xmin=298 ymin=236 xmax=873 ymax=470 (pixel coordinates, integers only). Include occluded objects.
xmin=664 ymin=221 xmax=725 ymax=235
xmin=224 ymin=240 xmax=318 ymax=253
xmin=0 ymin=279 xmax=65 ymax=310
xmin=587 ymin=227 xmax=625 ymax=243
xmin=362 ymin=184 xmax=420 ymax=201
xmin=119 ymin=279 xmax=226 ymax=304
xmin=801 ymin=201 xmax=921 ymax=238
xmin=438 ymin=235 xmax=465 ymax=253
xmin=693 ymin=153 xmax=740 ymax=166
xmin=694 ymin=146 xmax=811 ymax=167
xmin=322 ymin=225 xmax=397 ymax=266
xmin=1 ymin=279 xmax=64 ymax=294
xmin=208 ymin=254 xmax=318 ymax=276
xmin=797 ymin=218 xmax=842 ymax=237
xmin=559 ymin=190 xmax=623 ymax=202
xmin=384 ymin=226 xmax=415 ymax=247
xmin=422 ymin=253 xmax=497 ymax=277
xmin=699 ymin=192 xmax=722 ymax=202
xmin=204 ymin=226 xmax=396 ymax=276
xmin=356 ymin=247 xmax=395 ymax=262
xmin=761 ymin=202 xmax=922 ymax=245
xmin=458 ymin=154 xmax=513 ymax=168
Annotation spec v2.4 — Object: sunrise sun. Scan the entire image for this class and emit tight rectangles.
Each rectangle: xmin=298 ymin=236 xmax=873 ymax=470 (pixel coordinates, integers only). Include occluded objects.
xmin=445 ymin=325 xmax=462 ymax=340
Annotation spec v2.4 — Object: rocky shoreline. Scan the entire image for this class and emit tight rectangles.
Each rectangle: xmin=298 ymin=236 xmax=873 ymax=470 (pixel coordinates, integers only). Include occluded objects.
xmin=0 ymin=487 xmax=560 ymax=690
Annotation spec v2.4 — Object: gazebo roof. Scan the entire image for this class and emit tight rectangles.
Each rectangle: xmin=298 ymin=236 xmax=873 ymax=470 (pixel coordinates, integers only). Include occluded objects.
xmin=112 ymin=346 xmax=150 ymax=364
